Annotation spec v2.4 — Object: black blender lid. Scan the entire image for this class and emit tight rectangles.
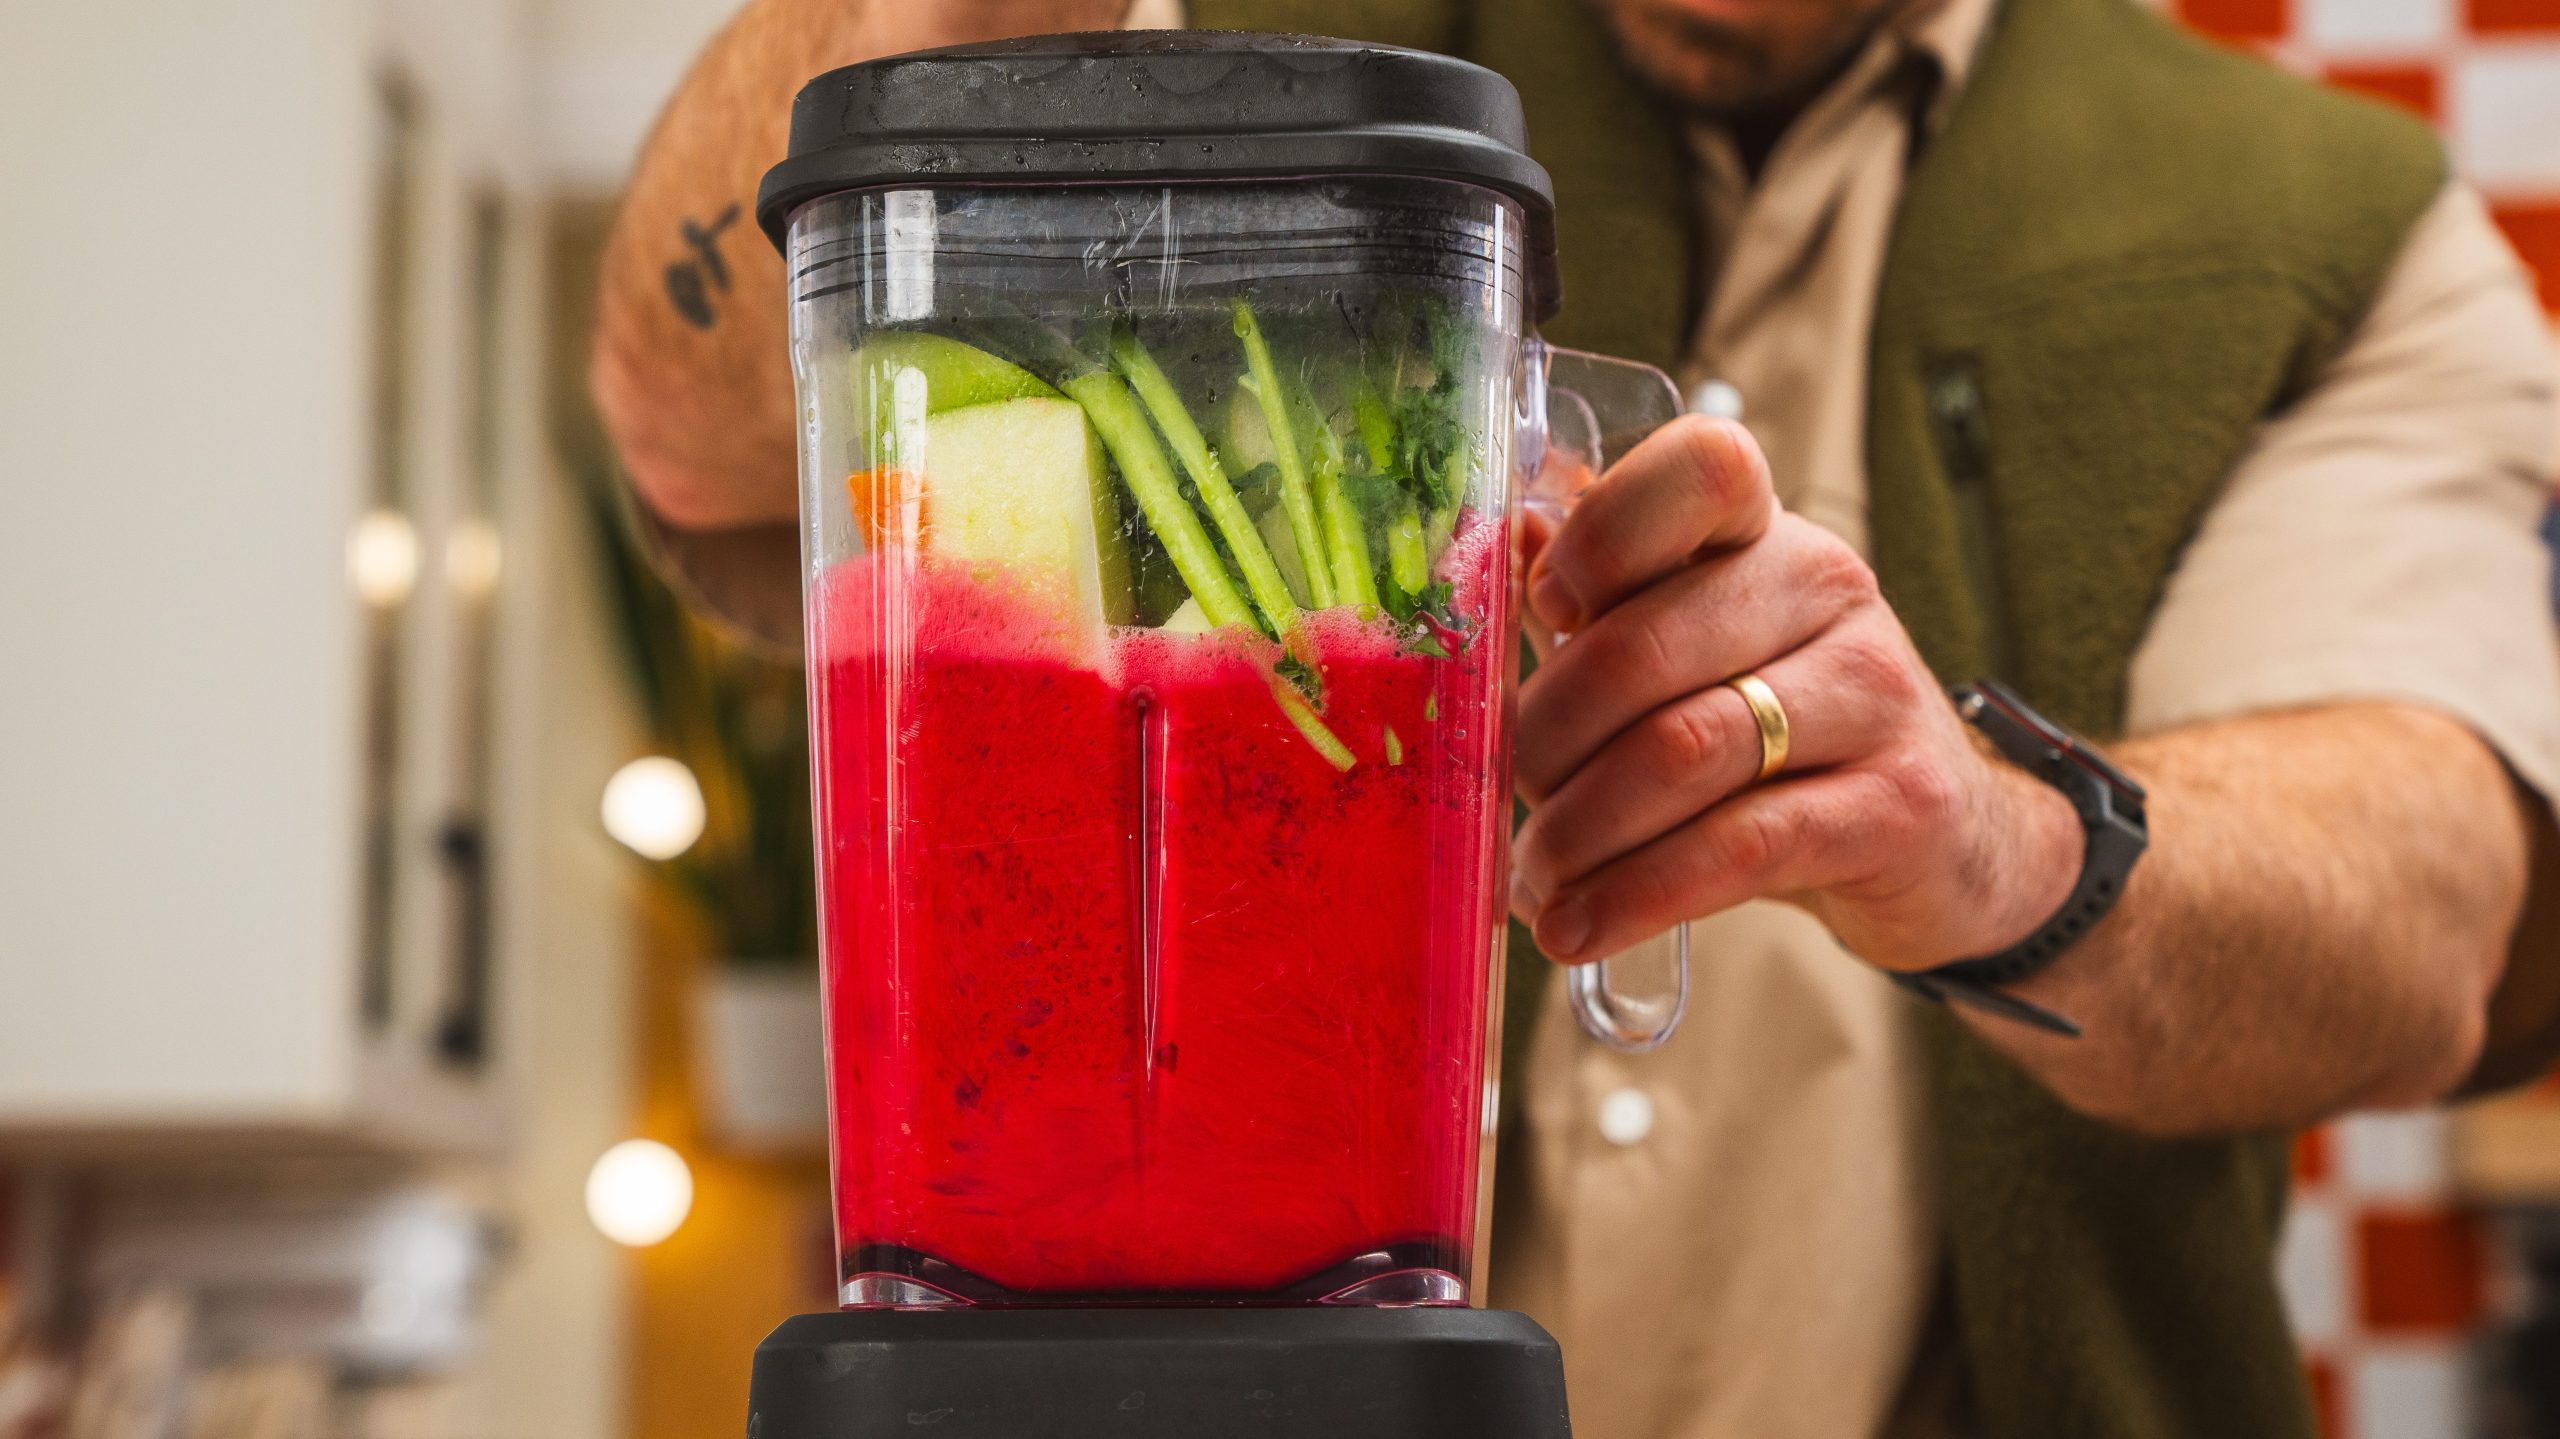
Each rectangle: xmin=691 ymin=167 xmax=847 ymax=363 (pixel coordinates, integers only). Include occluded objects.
xmin=755 ymin=30 xmax=1561 ymax=317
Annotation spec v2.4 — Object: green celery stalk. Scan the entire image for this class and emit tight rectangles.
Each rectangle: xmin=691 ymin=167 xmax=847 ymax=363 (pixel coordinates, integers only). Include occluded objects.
xmin=1061 ymin=370 xmax=1256 ymax=633
xmin=1270 ymin=677 xmax=1357 ymax=772
xmin=1387 ymin=498 xmax=1429 ymax=595
xmin=1232 ymin=300 xmax=1337 ymax=607
xmin=1108 ymin=329 xmax=1301 ymax=638
xmin=1353 ymin=384 xmax=1398 ymax=474
xmin=1309 ymin=423 xmax=1379 ymax=609
xmin=1425 ymin=503 xmax=1456 ymax=570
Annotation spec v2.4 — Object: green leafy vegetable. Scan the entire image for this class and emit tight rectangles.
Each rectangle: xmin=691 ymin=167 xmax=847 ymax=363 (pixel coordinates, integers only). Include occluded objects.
xmin=1354 ymin=384 xmax=1398 ymax=475
xmin=1059 ymin=369 xmax=1256 ymax=633
xmin=1308 ymin=419 xmax=1380 ymax=610
xmin=1233 ymin=299 xmax=1337 ymax=607
xmin=932 ymin=296 xmax=1489 ymax=772
xmin=1338 ymin=301 xmax=1482 ymax=651
xmin=1270 ymin=677 xmax=1357 ymax=772
xmin=1385 ymin=498 xmax=1429 ymax=595
xmin=1108 ymin=325 xmax=1302 ymax=639
xmin=1273 ymin=651 xmax=1320 ymax=702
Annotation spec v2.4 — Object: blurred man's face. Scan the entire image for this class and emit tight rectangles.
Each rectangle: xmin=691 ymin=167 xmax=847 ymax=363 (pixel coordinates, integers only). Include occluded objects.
xmin=1588 ymin=0 xmax=1910 ymax=118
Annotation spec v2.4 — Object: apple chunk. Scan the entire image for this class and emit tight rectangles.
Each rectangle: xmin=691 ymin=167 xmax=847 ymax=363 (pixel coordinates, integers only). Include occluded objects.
xmin=920 ymin=396 xmax=1135 ymax=644
xmin=853 ymin=332 xmax=1059 ymax=467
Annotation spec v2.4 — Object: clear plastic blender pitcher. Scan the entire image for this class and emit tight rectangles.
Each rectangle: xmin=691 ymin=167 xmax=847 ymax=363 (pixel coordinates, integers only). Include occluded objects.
xmin=759 ymin=31 xmax=1686 ymax=1310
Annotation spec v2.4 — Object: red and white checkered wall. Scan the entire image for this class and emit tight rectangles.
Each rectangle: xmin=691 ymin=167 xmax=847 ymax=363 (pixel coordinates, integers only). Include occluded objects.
xmin=2283 ymin=1116 xmax=2495 ymax=1439
xmin=2165 ymin=4 xmax=2560 ymax=1434
xmin=2174 ymin=0 xmax=2560 ymax=314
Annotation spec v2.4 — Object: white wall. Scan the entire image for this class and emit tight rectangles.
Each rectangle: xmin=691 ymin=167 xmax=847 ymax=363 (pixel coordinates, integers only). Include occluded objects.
xmin=531 ymin=0 xmax=739 ymax=188
xmin=0 ymin=3 xmax=642 ymax=1434
xmin=0 ymin=0 xmax=374 ymax=1123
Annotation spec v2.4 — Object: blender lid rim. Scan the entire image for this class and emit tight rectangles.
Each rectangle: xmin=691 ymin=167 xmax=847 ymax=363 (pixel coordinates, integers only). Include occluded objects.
xmin=755 ymin=31 xmax=1563 ymax=319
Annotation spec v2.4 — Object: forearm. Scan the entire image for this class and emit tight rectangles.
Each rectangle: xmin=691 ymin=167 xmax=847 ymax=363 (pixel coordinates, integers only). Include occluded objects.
xmin=591 ymin=0 xmax=1127 ymax=532
xmin=1508 ymin=420 xmax=2549 ymax=1140
xmin=1968 ymin=702 xmax=2531 ymax=1137
xmin=592 ymin=0 xmax=855 ymax=530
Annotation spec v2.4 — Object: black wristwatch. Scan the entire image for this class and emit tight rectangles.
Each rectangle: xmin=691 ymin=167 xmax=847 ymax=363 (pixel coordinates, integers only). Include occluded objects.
xmin=1893 ymin=679 xmax=2149 ymax=1039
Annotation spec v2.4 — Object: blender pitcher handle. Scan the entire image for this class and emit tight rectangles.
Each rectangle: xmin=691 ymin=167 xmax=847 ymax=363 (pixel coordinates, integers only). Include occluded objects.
xmin=1528 ymin=343 xmax=1693 ymax=1055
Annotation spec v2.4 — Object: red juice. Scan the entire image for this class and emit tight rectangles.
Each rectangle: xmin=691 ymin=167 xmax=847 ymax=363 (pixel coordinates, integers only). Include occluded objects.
xmin=810 ymin=522 xmax=1514 ymax=1303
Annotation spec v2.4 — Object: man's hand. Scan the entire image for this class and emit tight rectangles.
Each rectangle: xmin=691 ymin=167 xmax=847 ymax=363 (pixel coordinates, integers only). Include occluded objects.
xmin=1508 ymin=415 xmax=2534 ymax=1136
xmin=1509 ymin=416 xmax=2084 ymax=970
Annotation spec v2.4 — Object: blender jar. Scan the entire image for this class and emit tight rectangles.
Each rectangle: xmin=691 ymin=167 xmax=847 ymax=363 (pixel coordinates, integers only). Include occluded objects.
xmin=758 ymin=31 xmax=1684 ymax=1310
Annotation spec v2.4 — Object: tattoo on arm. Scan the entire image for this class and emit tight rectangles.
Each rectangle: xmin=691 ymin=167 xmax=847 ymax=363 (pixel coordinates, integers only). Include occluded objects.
xmin=663 ymin=203 xmax=743 ymax=330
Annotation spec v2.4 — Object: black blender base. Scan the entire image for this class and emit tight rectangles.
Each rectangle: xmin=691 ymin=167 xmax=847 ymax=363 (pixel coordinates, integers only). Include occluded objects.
xmin=745 ymin=1306 xmax=1572 ymax=1438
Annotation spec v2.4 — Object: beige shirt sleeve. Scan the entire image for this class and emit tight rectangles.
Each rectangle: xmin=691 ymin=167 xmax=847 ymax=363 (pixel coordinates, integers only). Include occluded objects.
xmin=2123 ymin=183 xmax=2560 ymax=804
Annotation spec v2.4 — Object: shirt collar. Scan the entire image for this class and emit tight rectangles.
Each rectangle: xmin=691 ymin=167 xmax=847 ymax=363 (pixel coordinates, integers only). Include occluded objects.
xmin=1683 ymin=0 xmax=2001 ymax=187
xmin=1897 ymin=0 xmax=2000 ymax=133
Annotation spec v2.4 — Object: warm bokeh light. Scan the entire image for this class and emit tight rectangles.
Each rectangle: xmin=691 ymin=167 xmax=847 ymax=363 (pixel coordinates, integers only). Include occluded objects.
xmin=600 ymin=756 xmax=706 ymax=861
xmin=585 ymin=1139 xmax=694 ymax=1248
xmin=446 ymin=515 xmax=504 ymax=600
xmin=347 ymin=509 xmax=420 ymax=607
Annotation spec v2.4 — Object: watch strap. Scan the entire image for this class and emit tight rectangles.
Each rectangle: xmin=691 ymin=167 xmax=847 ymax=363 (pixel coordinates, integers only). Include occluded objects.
xmin=1896 ymin=681 xmax=2150 ymax=1038
xmin=1892 ymin=969 xmax=2084 ymax=1038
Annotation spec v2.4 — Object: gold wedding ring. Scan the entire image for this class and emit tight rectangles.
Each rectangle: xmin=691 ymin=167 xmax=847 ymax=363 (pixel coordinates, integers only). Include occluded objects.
xmin=1727 ymin=672 xmax=1791 ymax=781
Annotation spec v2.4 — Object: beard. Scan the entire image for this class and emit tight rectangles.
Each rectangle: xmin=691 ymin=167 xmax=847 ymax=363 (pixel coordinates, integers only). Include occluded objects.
xmin=1586 ymin=0 xmax=1905 ymax=121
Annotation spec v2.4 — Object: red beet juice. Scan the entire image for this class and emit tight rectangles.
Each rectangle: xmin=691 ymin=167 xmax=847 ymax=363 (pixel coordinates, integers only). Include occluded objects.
xmin=810 ymin=521 xmax=1514 ymax=1304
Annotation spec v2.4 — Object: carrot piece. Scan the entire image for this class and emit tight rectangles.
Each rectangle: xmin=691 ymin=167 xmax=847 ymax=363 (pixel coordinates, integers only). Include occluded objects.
xmin=846 ymin=467 xmax=925 ymax=551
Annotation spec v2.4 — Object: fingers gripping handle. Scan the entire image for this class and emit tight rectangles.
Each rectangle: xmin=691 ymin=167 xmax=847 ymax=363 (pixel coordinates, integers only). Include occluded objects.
xmin=1527 ymin=344 xmax=1692 ymax=1054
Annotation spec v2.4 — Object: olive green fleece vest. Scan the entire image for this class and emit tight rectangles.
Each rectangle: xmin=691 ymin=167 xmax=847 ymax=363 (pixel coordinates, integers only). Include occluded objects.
xmin=1195 ymin=1 xmax=2445 ymax=1433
